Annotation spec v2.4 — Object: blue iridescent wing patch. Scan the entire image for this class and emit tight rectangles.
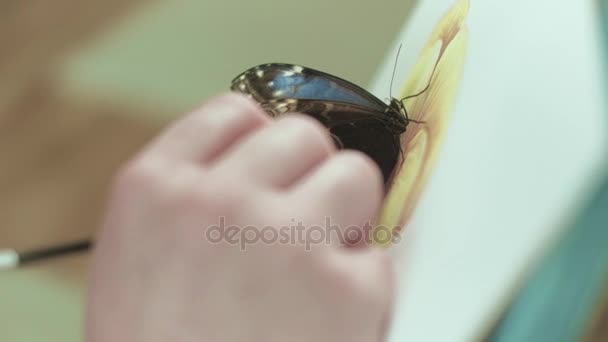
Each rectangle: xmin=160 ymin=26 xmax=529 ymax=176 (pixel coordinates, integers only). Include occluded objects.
xmin=230 ymin=63 xmax=409 ymax=186
xmin=232 ymin=63 xmax=388 ymax=112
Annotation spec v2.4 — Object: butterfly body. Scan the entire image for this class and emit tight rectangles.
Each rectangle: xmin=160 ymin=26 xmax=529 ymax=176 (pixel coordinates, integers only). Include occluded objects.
xmin=231 ymin=63 xmax=411 ymax=186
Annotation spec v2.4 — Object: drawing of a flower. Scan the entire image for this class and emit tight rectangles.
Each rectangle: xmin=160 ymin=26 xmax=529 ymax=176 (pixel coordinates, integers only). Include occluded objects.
xmin=375 ymin=0 xmax=469 ymax=245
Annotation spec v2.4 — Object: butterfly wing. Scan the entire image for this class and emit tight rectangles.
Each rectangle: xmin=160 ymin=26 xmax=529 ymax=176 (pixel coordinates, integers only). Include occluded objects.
xmin=231 ymin=63 xmax=389 ymax=113
xmin=330 ymin=119 xmax=401 ymax=187
xmin=231 ymin=64 xmax=402 ymax=185
xmin=252 ymin=98 xmax=401 ymax=186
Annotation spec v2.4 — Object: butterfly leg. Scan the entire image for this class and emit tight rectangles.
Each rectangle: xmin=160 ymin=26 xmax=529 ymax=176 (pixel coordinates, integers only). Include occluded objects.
xmin=330 ymin=132 xmax=345 ymax=149
xmin=398 ymin=100 xmax=426 ymax=125
xmin=398 ymin=139 xmax=405 ymax=173
xmin=399 ymin=60 xmax=439 ymax=102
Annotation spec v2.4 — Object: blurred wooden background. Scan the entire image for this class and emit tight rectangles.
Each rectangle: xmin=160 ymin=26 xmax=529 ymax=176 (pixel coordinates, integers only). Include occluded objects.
xmin=0 ymin=2 xmax=165 ymax=340
xmin=0 ymin=1 xmax=415 ymax=340
xmin=0 ymin=0 xmax=165 ymax=252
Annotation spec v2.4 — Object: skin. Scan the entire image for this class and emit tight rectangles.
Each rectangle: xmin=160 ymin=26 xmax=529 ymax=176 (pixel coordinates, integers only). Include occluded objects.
xmin=87 ymin=93 xmax=395 ymax=342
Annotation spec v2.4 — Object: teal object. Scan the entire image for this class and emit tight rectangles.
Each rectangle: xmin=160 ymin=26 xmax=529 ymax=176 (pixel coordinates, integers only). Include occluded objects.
xmin=487 ymin=4 xmax=608 ymax=341
xmin=487 ymin=178 xmax=608 ymax=341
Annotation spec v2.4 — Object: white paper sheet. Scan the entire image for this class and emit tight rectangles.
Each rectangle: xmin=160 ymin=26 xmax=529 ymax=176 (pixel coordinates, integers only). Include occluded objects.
xmin=369 ymin=1 xmax=607 ymax=340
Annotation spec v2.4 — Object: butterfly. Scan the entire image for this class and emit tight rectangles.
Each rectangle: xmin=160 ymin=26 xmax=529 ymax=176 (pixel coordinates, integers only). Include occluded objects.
xmin=230 ymin=54 xmax=431 ymax=188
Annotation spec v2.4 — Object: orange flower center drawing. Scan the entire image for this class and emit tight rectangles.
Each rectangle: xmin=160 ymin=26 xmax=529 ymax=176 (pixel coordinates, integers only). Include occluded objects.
xmin=374 ymin=0 xmax=469 ymax=246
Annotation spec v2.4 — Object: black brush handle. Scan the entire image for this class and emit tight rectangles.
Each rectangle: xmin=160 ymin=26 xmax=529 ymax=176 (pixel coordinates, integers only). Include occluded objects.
xmin=0 ymin=240 xmax=92 ymax=270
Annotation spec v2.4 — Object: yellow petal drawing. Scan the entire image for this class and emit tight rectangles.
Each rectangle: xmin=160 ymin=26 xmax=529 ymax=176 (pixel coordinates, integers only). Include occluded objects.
xmin=375 ymin=0 xmax=469 ymax=246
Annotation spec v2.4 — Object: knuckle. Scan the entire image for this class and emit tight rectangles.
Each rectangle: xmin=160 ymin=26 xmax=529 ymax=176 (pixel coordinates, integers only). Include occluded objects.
xmin=111 ymin=159 xmax=209 ymax=214
xmin=210 ymin=92 xmax=269 ymax=123
xmin=332 ymin=255 xmax=392 ymax=310
xmin=163 ymin=168 xmax=208 ymax=209
xmin=361 ymin=252 xmax=394 ymax=309
xmin=342 ymin=274 xmax=374 ymax=303
xmin=373 ymin=251 xmax=395 ymax=293
xmin=181 ymin=93 xmax=268 ymax=139
xmin=287 ymin=115 xmax=335 ymax=152
xmin=330 ymin=152 xmax=383 ymax=196
xmin=320 ymin=260 xmax=377 ymax=305
xmin=111 ymin=157 xmax=168 ymax=198
xmin=179 ymin=180 xmax=250 ymax=218
xmin=111 ymin=156 xmax=257 ymax=225
xmin=345 ymin=151 xmax=383 ymax=184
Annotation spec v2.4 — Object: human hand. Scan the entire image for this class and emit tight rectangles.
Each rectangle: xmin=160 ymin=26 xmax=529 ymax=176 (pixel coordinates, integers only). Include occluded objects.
xmin=86 ymin=93 xmax=395 ymax=342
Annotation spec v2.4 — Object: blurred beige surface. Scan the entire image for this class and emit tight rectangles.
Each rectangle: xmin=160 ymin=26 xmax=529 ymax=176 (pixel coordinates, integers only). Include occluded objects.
xmin=0 ymin=1 xmax=414 ymax=341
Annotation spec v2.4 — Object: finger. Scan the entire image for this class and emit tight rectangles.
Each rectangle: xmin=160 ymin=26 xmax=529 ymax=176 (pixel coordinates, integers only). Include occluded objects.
xmin=145 ymin=92 xmax=270 ymax=164
xmin=326 ymin=248 xmax=396 ymax=340
xmin=212 ymin=114 xmax=335 ymax=188
xmin=289 ymin=151 xmax=383 ymax=245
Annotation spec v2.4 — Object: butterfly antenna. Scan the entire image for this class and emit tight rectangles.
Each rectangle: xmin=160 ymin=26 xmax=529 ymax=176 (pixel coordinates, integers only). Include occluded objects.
xmin=389 ymin=43 xmax=403 ymax=101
